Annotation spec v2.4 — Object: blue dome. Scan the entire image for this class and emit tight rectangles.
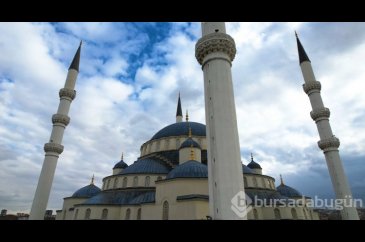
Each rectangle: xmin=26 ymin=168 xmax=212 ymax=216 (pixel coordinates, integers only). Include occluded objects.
xmin=113 ymin=159 xmax=128 ymax=169
xmin=120 ymin=158 xmax=170 ymax=175
xmin=166 ymin=160 xmax=208 ymax=179
xmin=151 ymin=122 xmax=206 ymax=141
xmin=247 ymin=160 xmax=262 ymax=169
xmin=72 ymin=184 xmax=101 ymax=198
xmin=242 ymin=164 xmax=254 ymax=174
xmin=276 ymin=184 xmax=302 ymax=198
xmin=180 ymin=138 xmax=201 ymax=149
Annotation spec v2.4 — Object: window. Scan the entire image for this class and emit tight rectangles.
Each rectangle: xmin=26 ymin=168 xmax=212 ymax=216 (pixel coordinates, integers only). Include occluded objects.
xmin=291 ymin=208 xmax=298 ymax=219
xmin=243 ymin=177 xmax=248 ymax=187
xmin=74 ymin=209 xmax=78 ymax=220
xmin=274 ymin=208 xmax=281 ymax=220
xmin=176 ymin=139 xmax=180 ymax=149
xmin=253 ymin=209 xmax=258 ymax=220
xmin=253 ymin=177 xmax=258 ymax=187
xmin=137 ymin=208 xmax=141 ymax=220
xmin=101 ymin=209 xmax=108 ymax=220
xmin=85 ymin=208 xmax=91 ymax=220
xmin=156 ymin=141 xmax=160 ymax=151
xmin=106 ymin=179 xmax=110 ymax=189
xmin=133 ymin=176 xmax=138 ymax=187
xmin=123 ymin=177 xmax=127 ymax=188
xmin=262 ymin=178 xmax=266 ymax=188
xmin=125 ymin=209 xmax=131 ymax=220
xmin=113 ymin=178 xmax=118 ymax=189
xmin=145 ymin=176 xmax=150 ymax=187
xmin=165 ymin=139 xmax=170 ymax=149
xmin=162 ymin=201 xmax=169 ymax=220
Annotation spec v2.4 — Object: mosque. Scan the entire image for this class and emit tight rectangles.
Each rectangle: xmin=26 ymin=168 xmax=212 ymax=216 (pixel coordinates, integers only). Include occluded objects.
xmin=55 ymin=97 xmax=320 ymax=220
xmin=30 ymin=22 xmax=359 ymax=220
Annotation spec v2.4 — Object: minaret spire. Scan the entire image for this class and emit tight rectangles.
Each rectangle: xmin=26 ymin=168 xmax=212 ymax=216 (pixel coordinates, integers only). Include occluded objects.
xmin=186 ymin=109 xmax=189 ymax=122
xmin=295 ymin=32 xmax=310 ymax=64
xmin=30 ymin=43 xmax=81 ymax=220
xmin=280 ymin=174 xmax=284 ymax=185
xmin=176 ymin=92 xmax=183 ymax=123
xmin=196 ymin=22 xmax=246 ymax=220
xmin=91 ymin=174 xmax=94 ymax=185
xmin=296 ymin=35 xmax=359 ymax=220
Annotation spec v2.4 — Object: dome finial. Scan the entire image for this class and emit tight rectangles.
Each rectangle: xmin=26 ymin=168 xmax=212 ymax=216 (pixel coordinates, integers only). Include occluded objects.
xmin=280 ymin=174 xmax=284 ymax=185
xmin=190 ymin=144 xmax=195 ymax=160
xmin=251 ymin=153 xmax=253 ymax=161
xmin=186 ymin=109 xmax=189 ymax=122
xmin=176 ymin=92 xmax=183 ymax=121
xmin=91 ymin=174 xmax=94 ymax=185
xmin=121 ymin=152 xmax=124 ymax=160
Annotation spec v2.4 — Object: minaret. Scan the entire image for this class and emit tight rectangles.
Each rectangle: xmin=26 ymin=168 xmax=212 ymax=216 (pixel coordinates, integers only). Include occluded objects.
xmin=296 ymin=33 xmax=359 ymax=220
xmin=176 ymin=92 xmax=183 ymax=122
xmin=29 ymin=42 xmax=82 ymax=220
xmin=195 ymin=23 xmax=245 ymax=219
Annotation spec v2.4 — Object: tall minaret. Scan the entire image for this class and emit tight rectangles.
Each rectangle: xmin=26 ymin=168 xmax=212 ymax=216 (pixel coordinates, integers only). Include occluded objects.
xmin=296 ymin=33 xmax=359 ymax=220
xmin=176 ymin=92 xmax=183 ymax=122
xmin=29 ymin=42 xmax=82 ymax=220
xmin=195 ymin=23 xmax=245 ymax=219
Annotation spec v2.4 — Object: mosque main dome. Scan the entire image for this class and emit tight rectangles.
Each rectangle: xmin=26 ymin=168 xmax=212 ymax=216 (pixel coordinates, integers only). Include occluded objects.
xmin=150 ymin=121 xmax=206 ymax=141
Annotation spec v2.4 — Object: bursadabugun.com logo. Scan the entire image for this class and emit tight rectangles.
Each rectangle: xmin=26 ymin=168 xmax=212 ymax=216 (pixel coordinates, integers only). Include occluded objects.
xmin=231 ymin=191 xmax=252 ymax=218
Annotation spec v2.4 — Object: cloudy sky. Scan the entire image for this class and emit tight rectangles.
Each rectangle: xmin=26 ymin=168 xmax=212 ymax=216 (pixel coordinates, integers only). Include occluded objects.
xmin=0 ymin=22 xmax=364 ymax=214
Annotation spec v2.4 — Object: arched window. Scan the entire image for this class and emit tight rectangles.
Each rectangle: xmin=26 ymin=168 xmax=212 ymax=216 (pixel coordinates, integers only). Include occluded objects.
xmin=291 ymin=208 xmax=298 ymax=219
xmin=106 ymin=179 xmax=110 ymax=189
xmin=303 ymin=209 xmax=307 ymax=219
xmin=133 ymin=176 xmax=138 ymax=187
xmin=162 ymin=201 xmax=169 ymax=220
xmin=156 ymin=141 xmax=160 ymax=151
xmin=101 ymin=209 xmax=108 ymax=220
xmin=253 ymin=177 xmax=258 ymax=187
xmin=113 ymin=178 xmax=118 ymax=189
xmin=125 ymin=208 xmax=131 ymax=220
xmin=123 ymin=177 xmax=127 ymax=188
xmin=267 ymin=180 xmax=271 ymax=189
xmin=262 ymin=178 xmax=266 ymax=188
xmin=274 ymin=208 xmax=281 ymax=220
xmin=165 ymin=139 xmax=170 ymax=149
xmin=145 ymin=176 xmax=150 ymax=187
xmin=157 ymin=176 xmax=162 ymax=181
xmin=137 ymin=208 xmax=141 ymax=220
xmin=62 ymin=210 xmax=66 ymax=220
xmin=74 ymin=209 xmax=78 ymax=220
xmin=176 ymin=139 xmax=180 ymax=149
xmin=85 ymin=208 xmax=91 ymax=220
xmin=243 ymin=177 xmax=248 ymax=187
xmin=253 ymin=209 xmax=259 ymax=220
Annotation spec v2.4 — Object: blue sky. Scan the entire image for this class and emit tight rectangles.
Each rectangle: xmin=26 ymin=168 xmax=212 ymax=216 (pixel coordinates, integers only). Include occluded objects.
xmin=0 ymin=22 xmax=364 ymax=214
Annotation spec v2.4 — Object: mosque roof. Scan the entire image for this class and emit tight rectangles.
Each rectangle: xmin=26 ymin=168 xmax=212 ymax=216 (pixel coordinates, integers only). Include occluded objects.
xmin=276 ymin=184 xmax=302 ymax=198
xmin=82 ymin=190 xmax=155 ymax=205
xmin=71 ymin=184 xmax=101 ymax=198
xmin=242 ymin=164 xmax=254 ymax=174
xmin=120 ymin=158 xmax=170 ymax=175
xmin=180 ymin=138 xmax=201 ymax=149
xmin=113 ymin=159 xmax=128 ymax=169
xmin=166 ymin=160 xmax=208 ymax=179
xmin=151 ymin=122 xmax=206 ymax=141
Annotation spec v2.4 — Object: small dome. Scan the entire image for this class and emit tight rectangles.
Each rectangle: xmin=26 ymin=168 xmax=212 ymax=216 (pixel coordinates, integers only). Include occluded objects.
xmin=242 ymin=164 xmax=254 ymax=174
xmin=166 ymin=160 xmax=208 ymax=179
xmin=120 ymin=158 xmax=170 ymax=175
xmin=276 ymin=184 xmax=302 ymax=198
xmin=72 ymin=184 xmax=101 ymax=198
xmin=247 ymin=160 xmax=262 ymax=169
xmin=180 ymin=138 xmax=201 ymax=149
xmin=113 ymin=159 xmax=128 ymax=169
xmin=151 ymin=122 xmax=206 ymax=141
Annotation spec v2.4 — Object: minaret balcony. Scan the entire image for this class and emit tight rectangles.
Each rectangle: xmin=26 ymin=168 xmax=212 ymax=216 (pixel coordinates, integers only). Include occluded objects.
xmin=302 ymin=81 xmax=321 ymax=95
xmin=318 ymin=136 xmax=340 ymax=151
xmin=44 ymin=142 xmax=64 ymax=154
xmin=59 ymin=88 xmax=76 ymax=100
xmin=310 ymin=107 xmax=330 ymax=121
xmin=52 ymin=114 xmax=70 ymax=126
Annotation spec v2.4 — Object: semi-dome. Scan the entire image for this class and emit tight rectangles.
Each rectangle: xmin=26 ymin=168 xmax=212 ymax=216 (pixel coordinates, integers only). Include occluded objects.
xmin=247 ymin=159 xmax=262 ymax=169
xmin=120 ymin=158 xmax=170 ymax=175
xmin=113 ymin=159 xmax=128 ymax=169
xmin=276 ymin=184 xmax=302 ymax=198
xmin=166 ymin=160 xmax=208 ymax=179
xmin=180 ymin=138 xmax=201 ymax=149
xmin=72 ymin=184 xmax=101 ymax=198
xmin=151 ymin=122 xmax=206 ymax=141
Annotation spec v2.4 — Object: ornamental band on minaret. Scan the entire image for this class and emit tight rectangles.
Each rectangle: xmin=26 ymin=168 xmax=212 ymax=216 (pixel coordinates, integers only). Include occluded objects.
xmin=29 ymin=42 xmax=82 ymax=220
xmin=296 ymin=33 xmax=359 ymax=220
xmin=195 ymin=22 xmax=246 ymax=220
